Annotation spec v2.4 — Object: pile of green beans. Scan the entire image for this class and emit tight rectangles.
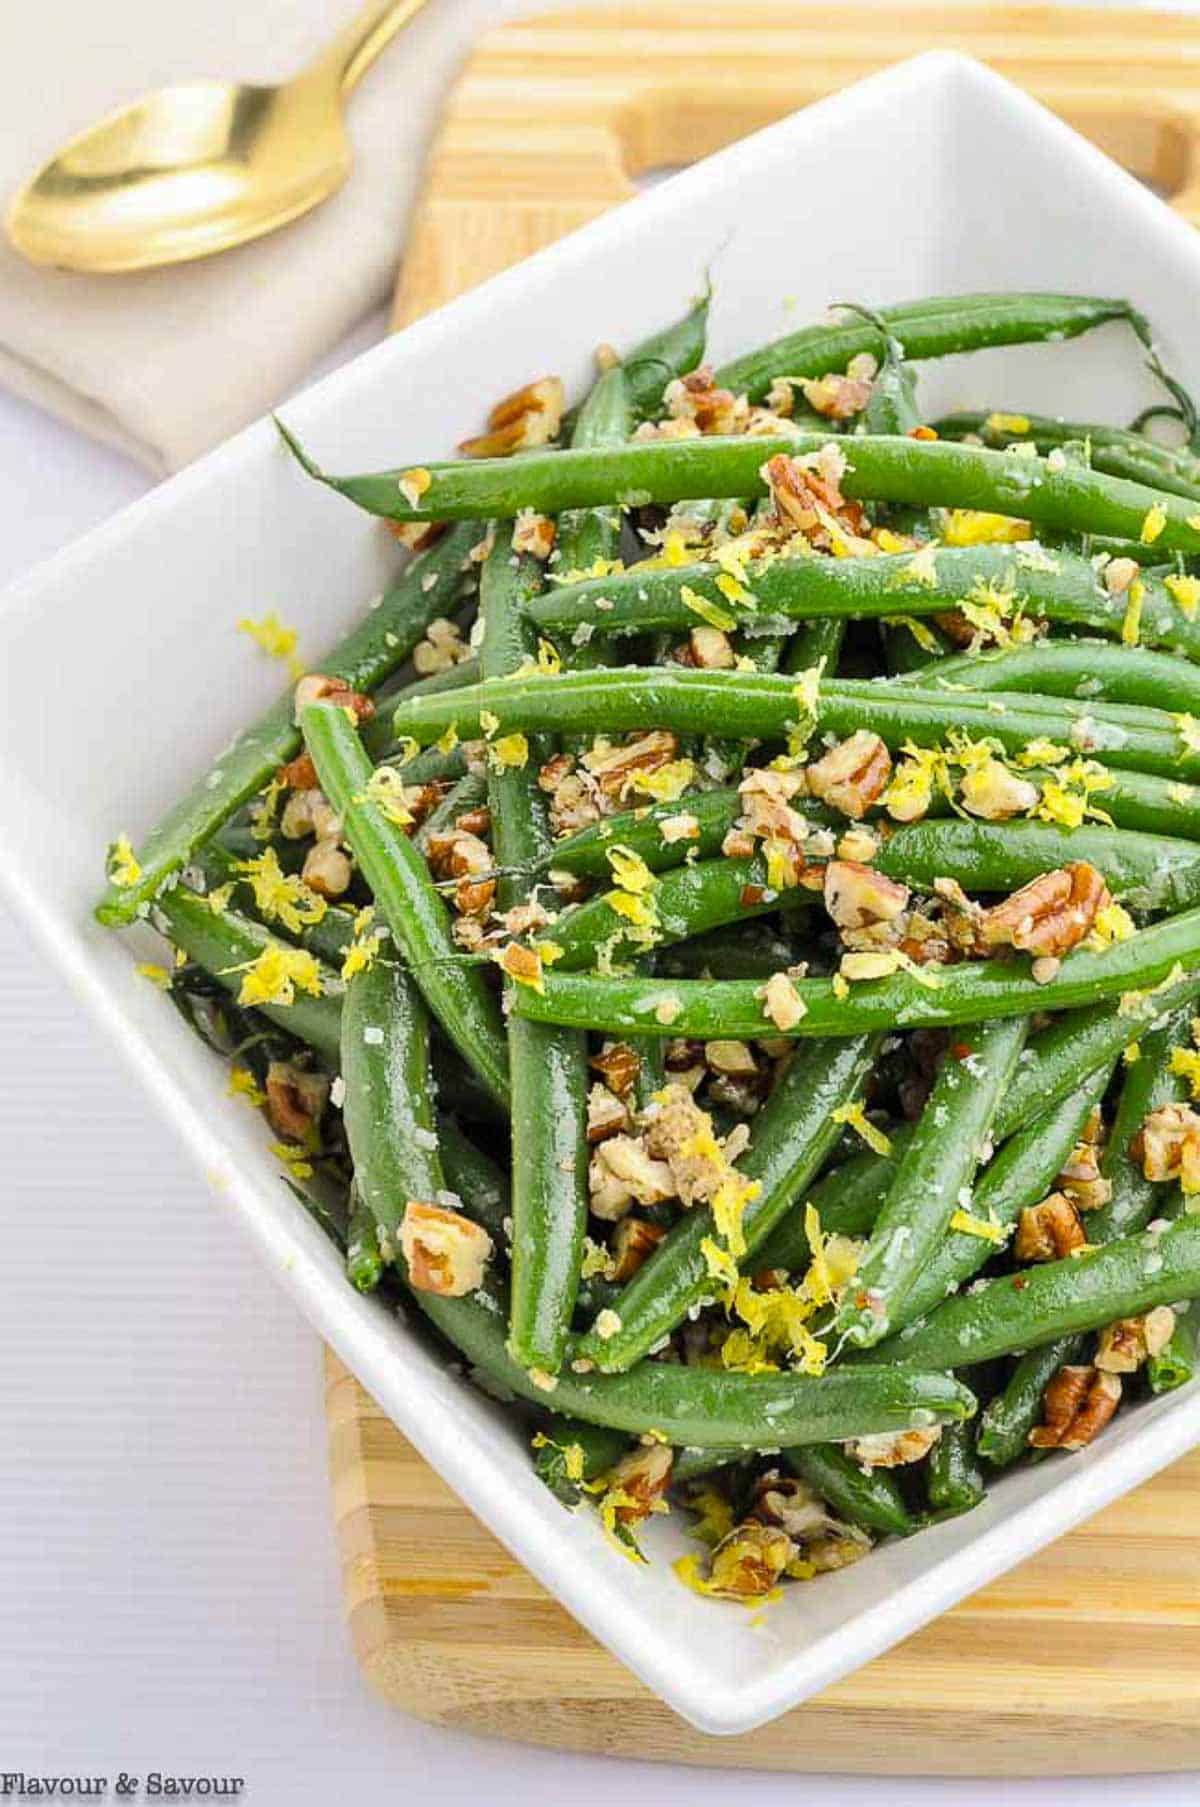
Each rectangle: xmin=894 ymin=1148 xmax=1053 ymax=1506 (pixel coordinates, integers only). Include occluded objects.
xmin=101 ymin=287 xmax=1200 ymax=1603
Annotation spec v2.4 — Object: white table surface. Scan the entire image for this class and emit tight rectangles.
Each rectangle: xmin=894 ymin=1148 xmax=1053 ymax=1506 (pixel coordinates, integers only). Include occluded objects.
xmin=0 ymin=325 xmax=1191 ymax=1806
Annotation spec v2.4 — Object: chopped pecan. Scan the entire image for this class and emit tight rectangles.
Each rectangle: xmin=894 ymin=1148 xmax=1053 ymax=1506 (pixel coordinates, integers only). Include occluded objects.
xmin=399 ymin=1200 xmax=492 ymax=1297
xmin=762 ymin=971 xmax=806 ymax=1032
xmin=846 ymin=1426 xmax=942 ymax=1469
xmin=302 ymin=839 xmax=353 ymax=899
xmin=278 ymin=751 xmax=318 ymax=791
xmin=459 ymin=376 xmax=565 ymax=458
xmin=689 ymin=624 xmax=736 ymax=669
xmin=706 ymin=1522 xmax=795 ymax=1599
xmin=1029 ymin=1364 xmax=1121 ymax=1449
xmin=606 ymin=1442 xmax=674 ymax=1525
xmin=280 ymin=787 xmax=340 ymax=843
xmin=979 ymin=862 xmax=1111 ymax=958
xmin=1095 ymin=1307 xmax=1176 ymax=1373
xmin=1134 ymin=1101 xmax=1200 ymax=1193
xmin=386 ymin=519 xmax=447 ymax=554
xmin=587 ymin=1083 xmax=631 ymax=1145
xmin=1014 ymin=1191 xmax=1085 ymax=1262
xmin=1104 ymin=555 xmax=1141 ymax=598
xmin=800 ymin=373 xmax=873 ymax=420
xmin=512 ymin=509 xmax=557 ymax=560
xmin=1056 ymin=1134 xmax=1113 ymax=1214
xmin=642 ymin=1083 xmax=726 ymax=1205
xmin=588 ymin=1135 xmax=675 ymax=1220
xmin=760 ymin=447 xmax=849 ymax=535
xmin=663 ymin=365 xmax=746 ymax=436
xmin=581 ymin=730 xmax=680 ymax=801
xmin=293 ymin=673 xmax=375 ymax=725
xmin=751 ymin=1474 xmax=871 ymax=1572
xmin=705 ymin=1039 xmax=759 ymax=1077
xmin=823 ymin=860 xmax=910 ymax=932
xmin=589 ymin=1041 xmax=642 ymax=1099
xmin=426 ymin=827 xmax=495 ymax=916
xmin=608 ymin=1216 xmax=668 ymax=1282
xmin=412 ymin=617 xmax=470 ymax=677
xmin=264 ymin=1061 xmax=329 ymax=1143
xmin=805 ymin=731 xmax=892 ymax=820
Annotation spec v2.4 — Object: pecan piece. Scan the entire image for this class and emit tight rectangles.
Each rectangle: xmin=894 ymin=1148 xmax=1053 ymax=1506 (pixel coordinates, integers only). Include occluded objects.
xmin=302 ymin=838 xmax=353 ymax=899
xmin=1029 ymin=1364 xmax=1121 ymax=1449
xmin=264 ymin=1061 xmax=329 ymax=1143
xmin=706 ymin=1522 xmax=795 ymax=1599
xmin=845 ymin=1426 xmax=942 ymax=1469
xmin=1095 ymin=1307 xmax=1177 ymax=1373
xmin=1014 ymin=1191 xmax=1086 ymax=1262
xmin=823 ymin=860 xmax=910 ymax=931
xmin=1135 ymin=1101 xmax=1200 ymax=1193
xmin=588 ymin=1135 xmax=675 ymax=1220
xmin=589 ymin=1041 xmax=641 ymax=1099
xmin=582 ymin=730 xmax=679 ymax=801
xmin=606 ymin=1443 xmax=674 ymax=1525
xmin=586 ymin=1083 xmax=630 ymax=1145
xmin=459 ymin=376 xmax=565 ymax=458
xmin=294 ymin=672 xmax=375 ymax=725
xmin=399 ymin=1201 xmax=493 ymax=1297
xmin=805 ymin=731 xmax=892 ymax=820
xmin=979 ymin=861 xmax=1110 ymax=958
xmin=800 ymin=372 xmax=873 ymax=420
xmin=608 ymin=1216 xmax=668 ymax=1282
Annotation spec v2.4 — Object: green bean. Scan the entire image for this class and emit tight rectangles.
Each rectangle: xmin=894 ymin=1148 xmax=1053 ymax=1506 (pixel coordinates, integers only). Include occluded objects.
xmin=1148 ymin=1299 xmax=1199 ymax=1393
xmin=892 ymin=1069 xmax=1114 ymax=1334
xmin=513 ymin=904 xmax=1200 ymax=1041
xmin=1085 ymin=1006 xmax=1193 ymax=1244
xmin=526 ymin=541 xmax=1200 ymax=663
xmin=346 ymin=1196 xmax=384 ymax=1293
xmin=389 ymin=667 xmax=1200 ymax=787
xmin=976 ymin=1337 xmax=1086 ymax=1467
xmin=278 ymin=424 xmax=1200 ymax=555
xmin=533 ymin=1420 xmax=631 ymax=1502
xmin=670 ymin=1447 xmax=741 ymax=1486
xmin=994 ymin=980 xmax=1200 ymax=1142
xmin=936 ymin=408 xmax=1200 ymax=503
xmin=343 ymin=967 xmax=972 ymax=1454
xmin=783 ymin=1444 xmax=915 ymax=1538
xmin=926 ymin=1420 xmax=985 ymax=1516
xmin=154 ymin=885 xmax=342 ymax=1062
xmin=876 ymin=817 xmax=1200 ymax=915
xmin=437 ymin=1116 xmax=510 ymax=1245
xmin=300 ymin=698 xmax=510 ymax=1106
xmin=551 ymin=854 xmax=783 ymax=973
xmin=480 ymin=538 xmax=588 ymax=1374
xmin=847 ymin=304 xmax=922 ymax=437
xmin=96 ymin=521 xmax=480 ymax=924
xmin=900 ymin=640 xmax=1200 ymax=715
xmin=753 ymin=1131 xmax=913 ymax=1274
xmin=341 ymin=957 xmax=446 ymax=1251
xmin=575 ymin=1034 xmax=881 ymax=1373
xmin=835 ymin=1017 xmax=1027 ymax=1348
xmin=785 ymin=616 xmax=847 ymax=676
xmin=580 ymin=289 xmax=709 ymax=428
xmin=656 ymin=920 xmax=799 ymax=982
xmin=559 ymin=363 xmax=630 ymax=571
xmin=714 ymin=293 xmax=1146 ymax=405
xmin=542 ymin=789 xmax=750 ymax=878
xmin=977 ymin=1007 xmax=1196 ymax=1464
xmin=361 ymin=654 xmax=483 ymax=760
xmin=879 ymin=1216 xmax=1200 ymax=1370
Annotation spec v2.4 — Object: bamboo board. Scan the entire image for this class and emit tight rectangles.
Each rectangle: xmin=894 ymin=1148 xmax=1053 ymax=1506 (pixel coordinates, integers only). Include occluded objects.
xmin=326 ymin=4 xmax=1200 ymax=1771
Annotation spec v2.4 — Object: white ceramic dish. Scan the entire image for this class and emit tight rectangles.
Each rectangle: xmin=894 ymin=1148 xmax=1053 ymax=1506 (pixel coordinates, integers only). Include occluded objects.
xmin=3 ymin=50 xmax=1200 ymax=1738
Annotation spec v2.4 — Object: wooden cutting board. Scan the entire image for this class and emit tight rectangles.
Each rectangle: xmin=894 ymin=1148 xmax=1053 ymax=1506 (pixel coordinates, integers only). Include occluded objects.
xmin=326 ymin=4 xmax=1200 ymax=1772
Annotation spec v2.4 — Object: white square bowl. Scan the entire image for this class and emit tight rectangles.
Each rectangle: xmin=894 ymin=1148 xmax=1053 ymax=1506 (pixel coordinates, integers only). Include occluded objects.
xmin=3 ymin=49 xmax=1200 ymax=1739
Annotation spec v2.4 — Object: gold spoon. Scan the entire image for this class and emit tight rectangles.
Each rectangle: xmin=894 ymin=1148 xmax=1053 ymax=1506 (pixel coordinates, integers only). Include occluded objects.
xmin=6 ymin=0 xmax=432 ymax=274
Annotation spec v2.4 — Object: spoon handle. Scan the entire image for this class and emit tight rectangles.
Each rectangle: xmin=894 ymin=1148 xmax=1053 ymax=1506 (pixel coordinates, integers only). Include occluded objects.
xmin=313 ymin=0 xmax=434 ymax=97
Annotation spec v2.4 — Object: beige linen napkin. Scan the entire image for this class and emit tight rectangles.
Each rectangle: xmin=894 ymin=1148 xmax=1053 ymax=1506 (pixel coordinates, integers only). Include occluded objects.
xmin=0 ymin=0 xmax=526 ymax=472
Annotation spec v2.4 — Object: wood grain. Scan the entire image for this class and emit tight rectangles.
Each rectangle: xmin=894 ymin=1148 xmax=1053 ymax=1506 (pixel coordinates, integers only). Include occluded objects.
xmin=327 ymin=1355 xmax=1200 ymax=1772
xmin=392 ymin=1 xmax=1200 ymax=328
xmin=325 ymin=4 xmax=1200 ymax=1768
